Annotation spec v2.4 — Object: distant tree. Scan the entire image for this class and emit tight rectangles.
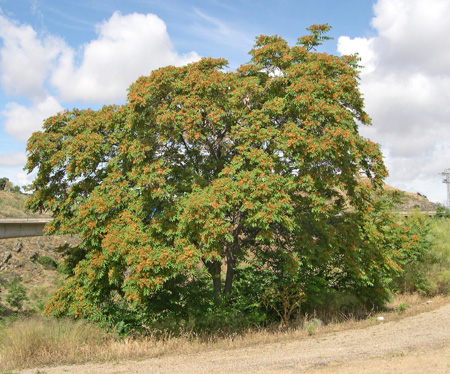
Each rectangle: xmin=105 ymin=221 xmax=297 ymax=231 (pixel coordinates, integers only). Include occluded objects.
xmin=0 ymin=177 xmax=10 ymax=191
xmin=25 ymin=25 xmax=411 ymax=324
xmin=0 ymin=177 xmax=18 ymax=192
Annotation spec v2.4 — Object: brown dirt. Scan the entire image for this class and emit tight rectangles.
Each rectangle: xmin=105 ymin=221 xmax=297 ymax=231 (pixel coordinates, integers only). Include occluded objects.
xmin=20 ymin=300 xmax=450 ymax=374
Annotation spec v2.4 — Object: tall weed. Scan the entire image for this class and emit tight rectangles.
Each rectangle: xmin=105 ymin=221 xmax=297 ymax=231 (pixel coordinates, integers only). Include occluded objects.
xmin=0 ymin=316 xmax=109 ymax=370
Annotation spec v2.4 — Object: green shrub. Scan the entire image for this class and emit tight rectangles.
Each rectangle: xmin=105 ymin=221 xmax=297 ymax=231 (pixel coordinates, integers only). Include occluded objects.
xmin=424 ymin=217 xmax=450 ymax=295
xmin=36 ymin=256 xmax=58 ymax=270
xmin=5 ymin=278 xmax=28 ymax=311
xmin=390 ymin=210 xmax=450 ymax=295
xmin=395 ymin=303 xmax=411 ymax=314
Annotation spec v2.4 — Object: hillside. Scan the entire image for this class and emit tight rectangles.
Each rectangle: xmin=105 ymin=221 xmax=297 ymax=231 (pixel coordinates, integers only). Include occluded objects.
xmin=397 ymin=191 xmax=440 ymax=212
xmin=0 ymin=191 xmax=51 ymax=219
xmin=0 ymin=191 xmax=75 ymax=312
xmin=381 ymin=183 xmax=441 ymax=212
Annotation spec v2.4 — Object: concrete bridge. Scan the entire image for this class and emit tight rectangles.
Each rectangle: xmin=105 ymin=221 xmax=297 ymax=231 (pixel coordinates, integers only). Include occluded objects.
xmin=0 ymin=218 xmax=52 ymax=239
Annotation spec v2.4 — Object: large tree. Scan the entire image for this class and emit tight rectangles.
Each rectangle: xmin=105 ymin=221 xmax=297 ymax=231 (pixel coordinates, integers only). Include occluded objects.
xmin=26 ymin=25 xmax=408 ymax=324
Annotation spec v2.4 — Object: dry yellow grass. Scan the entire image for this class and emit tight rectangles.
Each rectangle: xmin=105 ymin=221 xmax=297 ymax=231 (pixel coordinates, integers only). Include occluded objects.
xmin=0 ymin=317 xmax=109 ymax=370
xmin=0 ymin=191 xmax=50 ymax=219
xmin=1 ymin=293 xmax=448 ymax=372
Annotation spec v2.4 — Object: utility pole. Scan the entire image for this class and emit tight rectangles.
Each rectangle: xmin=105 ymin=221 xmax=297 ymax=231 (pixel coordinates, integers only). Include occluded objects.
xmin=442 ymin=168 xmax=450 ymax=207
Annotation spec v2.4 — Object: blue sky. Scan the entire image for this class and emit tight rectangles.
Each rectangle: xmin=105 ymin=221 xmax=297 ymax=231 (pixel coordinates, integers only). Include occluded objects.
xmin=1 ymin=0 xmax=450 ymax=204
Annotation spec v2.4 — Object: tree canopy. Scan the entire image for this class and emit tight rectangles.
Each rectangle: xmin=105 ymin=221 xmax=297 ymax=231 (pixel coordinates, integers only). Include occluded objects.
xmin=25 ymin=25 xmax=413 ymax=329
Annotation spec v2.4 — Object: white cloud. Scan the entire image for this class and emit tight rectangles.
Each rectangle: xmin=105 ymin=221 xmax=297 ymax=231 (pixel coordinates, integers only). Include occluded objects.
xmin=337 ymin=0 xmax=450 ymax=203
xmin=371 ymin=0 xmax=450 ymax=73
xmin=338 ymin=36 xmax=377 ymax=74
xmin=2 ymin=96 xmax=63 ymax=141
xmin=0 ymin=10 xmax=201 ymax=189
xmin=0 ymin=11 xmax=200 ymax=106
xmin=0 ymin=14 xmax=65 ymax=100
xmin=50 ymin=12 xmax=200 ymax=103
xmin=0 ymin=11 xmax=200 ymax=144
xmin=16 ymin=170 xmax=34 ymax=187
xmin=0 ymin=151 xmax=27 ymax=166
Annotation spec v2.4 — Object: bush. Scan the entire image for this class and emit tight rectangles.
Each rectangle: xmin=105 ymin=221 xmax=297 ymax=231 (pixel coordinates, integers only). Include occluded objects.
xmin=424 ymin=216 xmax=450 ymax=294
xmin=5 ymin=278 xmax=28 ymax=311
xmin=37 ymin=256 xmax=58 ymax=270
xmin=390 ymin=210 xmax=450 ymax=295
xmin=0 ymin=177 xmax=10 ymax=191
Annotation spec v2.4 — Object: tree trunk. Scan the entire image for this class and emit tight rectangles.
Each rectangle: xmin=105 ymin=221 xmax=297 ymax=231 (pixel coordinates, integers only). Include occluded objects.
xmin=224 ymin=221 xmax=241 ymax=295
xmin=205 ymin=260 xmax=222 ymax=304
xmin=224 ymin=248 xmax=235 ymax=295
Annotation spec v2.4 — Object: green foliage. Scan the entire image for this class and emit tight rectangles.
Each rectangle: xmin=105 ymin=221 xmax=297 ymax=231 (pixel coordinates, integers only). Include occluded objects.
xmin=0 ymin=177 xmax=9 ymax=190
xmin=37 ymin=256 xmax=59 ymax=270
xmin=390 ymin=210 xmax=450 ymax=295
xmin=426 ymin=216 xmax=450 ymax=294
xmin=5 ymin=278 xmax=28 ymax=311
xmin=0 ymin=177 xmax=20 ymax=193
xmin=435 ymin=205 xmax=450 ymax=218
xmin=317 ymin=291 xmax=366 ymax=316
xmin=395 ymin=303 xmax=411 ymax=314
xmin=25 ymin=25 xmax=408 ymax=329
xmin=304 ymin=318 xmax=323 ymax=335
xmin=55 ymin=243 xmax=87 ymax=276
xmin=389 ymin=209 xmax=431 ymax=294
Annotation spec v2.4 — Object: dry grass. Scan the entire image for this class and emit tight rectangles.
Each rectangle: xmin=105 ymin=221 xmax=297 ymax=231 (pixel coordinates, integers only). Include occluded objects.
xmin=0 ymin=293 xmax=449 ymax=372
xmin=0 ymin=191 xmax=49 ymax=219
xmin=0 ymin=317 xmax=109 ymax=370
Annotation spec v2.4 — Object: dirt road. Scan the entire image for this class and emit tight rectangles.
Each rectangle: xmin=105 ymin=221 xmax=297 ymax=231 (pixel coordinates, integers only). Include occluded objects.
xmin=22 ymin=302 xmax=450 ymax=374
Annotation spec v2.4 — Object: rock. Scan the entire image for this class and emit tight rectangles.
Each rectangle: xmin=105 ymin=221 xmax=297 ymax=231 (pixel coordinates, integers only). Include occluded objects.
xmin=0 ymin=251 xmax=12 ymax=265
xmin=426 ymin=300 xmax=432 ymax=304
xmin=377 ymin=316 xmax=385 ymax=322
xmin=12 ymin=240 xmax=23 ymax=252
xmin=30 ymin=252 xmax=39 ymax=261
